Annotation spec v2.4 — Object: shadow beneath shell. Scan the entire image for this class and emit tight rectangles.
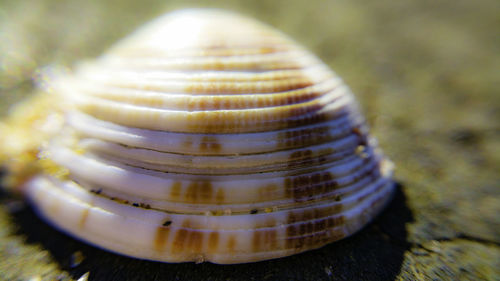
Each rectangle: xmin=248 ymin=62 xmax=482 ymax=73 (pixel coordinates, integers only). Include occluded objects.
xmin=6 ymin=182 xmax=413 ymax=281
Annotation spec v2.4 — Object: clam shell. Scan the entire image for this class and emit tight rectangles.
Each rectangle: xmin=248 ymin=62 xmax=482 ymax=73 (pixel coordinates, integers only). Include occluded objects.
xmin=2 ymin=9 xmax=394 ymax=264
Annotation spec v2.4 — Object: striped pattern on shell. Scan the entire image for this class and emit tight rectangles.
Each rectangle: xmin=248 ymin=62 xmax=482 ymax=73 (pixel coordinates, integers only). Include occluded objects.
xmin=18 ymin=9 xmax=395 ymax=264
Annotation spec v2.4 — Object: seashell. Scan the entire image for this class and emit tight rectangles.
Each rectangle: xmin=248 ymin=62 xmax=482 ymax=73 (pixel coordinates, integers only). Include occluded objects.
xmin=0 ymin=9 xmax=395 ymax=264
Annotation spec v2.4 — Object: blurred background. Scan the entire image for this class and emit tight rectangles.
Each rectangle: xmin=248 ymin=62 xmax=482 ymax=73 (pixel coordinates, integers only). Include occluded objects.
xmin=0 ymin=0 xmax=499 ymax=280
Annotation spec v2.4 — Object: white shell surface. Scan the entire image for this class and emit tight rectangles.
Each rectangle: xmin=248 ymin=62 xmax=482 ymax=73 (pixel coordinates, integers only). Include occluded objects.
xmin=18 ymin=9 xmax=394 ymax=264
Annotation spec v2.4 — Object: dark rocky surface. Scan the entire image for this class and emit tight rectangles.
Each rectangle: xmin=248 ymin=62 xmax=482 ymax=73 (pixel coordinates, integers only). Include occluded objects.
xmin=1 ymin=0 xmax=499 ymax=280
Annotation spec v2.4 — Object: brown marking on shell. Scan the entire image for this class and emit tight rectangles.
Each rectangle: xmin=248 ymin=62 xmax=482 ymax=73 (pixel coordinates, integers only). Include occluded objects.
xmin=226 ymin=235 xmax=236 ymax=253
xmin=252 ymin=231 xmax=261 ymax=252
xmin=182 ymin=136 xmax=193 ymax=150
xmin=199 ymin=136 xmax=221 ymax=153
xmin=268 ymin=229 xmax=278 ymax=249
xmin=314 ymin=218 xmax=326 ymax=233
xmin=284 ymin=87 xmax=328 ymax=106
xmin=221 ymin=98 xmax=230 ymax=109
xmin=172 ymin=220 xmax=191 ymax=254
xmin=208 ymin=232 xmax=219 ymax=253
xmin=358 ymin=159 xmax=379 ymax=182
xmin=352 ymin=126 xmax=362 ymax=136
xmin=183 ymin=98 xmax=332 ymax=134
xmin=286 ymin=103 xmax=324 ymax=121
xmin=289 ymin=149 xmax=313 ymax=163
xmin=285 ymin=222 xmax=297 ymax=249
xmin=294 ymin=228 xmax=345 ymax=249
xmin=215 ymin=188 xmax=225 ymax=204
xmin=183 ymin=78 xmax=314 ymax=95
xmin=256 ymin=96 xmax=265 ymax=108
xmin=171 ymin=220 xmax=205 ymax=254
xmin=252 ymin=229 xmax=278 ymax=252
xmin=285 ymin=103 xmax=329 ymax=129
xmin=329 ymin=228 xmax=346 ymax=241
xmin=154 ymin=223 xmax=171 ymax=252
xmin=257 ymin=183 xmax=279 ymax=200
xmin=285 ymin=212 xmax=345 ymax=249
xmin=97 ymin=46 xmax=294 ymax=64
xmin=174 ymin=58 xmax=310 ymax=72
xmin=256 ymin=46 xmax=280 ymax=54
xmin=187 ymin=97 xmax=197 ymax=111
xmin=277 ymin=124 xmax=332 ymax=150
xmin=172 ymin=228 xmax=188 ymax=254
xmin=326 ymin=215 xmax=346 ymax=228
xmin=285 ymin=146 xmax=335 ymax=170
xmin=284 ymin=171 xmax=339 ymax=201
xmin=352 ymin=126 xmax=368 ymax=146
xmin=79 ymin=207 xmax=90 ymax=229
xmin=284 ymin=205 xmax=344 ymax=246
xmin=187 ymin=230 xmax=204 ymax=254
xmin=185 ymin=181 xmax=213 ymax=203
xmin=170 ymin=181 xmax=182 ymax=199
